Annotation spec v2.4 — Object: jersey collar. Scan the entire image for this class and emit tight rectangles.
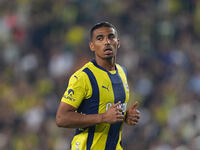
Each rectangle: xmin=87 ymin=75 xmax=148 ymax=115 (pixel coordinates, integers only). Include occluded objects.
xmin=91 ymin=59 xmax=118 ymax=75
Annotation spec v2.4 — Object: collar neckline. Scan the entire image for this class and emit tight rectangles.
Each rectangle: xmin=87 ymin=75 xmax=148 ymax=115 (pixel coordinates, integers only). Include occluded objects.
xmin=91 ymin=59 xmax=118 ymax=75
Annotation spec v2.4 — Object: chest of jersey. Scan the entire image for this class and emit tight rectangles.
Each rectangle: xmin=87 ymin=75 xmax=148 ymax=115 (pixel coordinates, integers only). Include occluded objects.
xmin=97 ymin=71 xmax=128 ymax=114
xmin=77 ymin=63 xmax=129 ymax=115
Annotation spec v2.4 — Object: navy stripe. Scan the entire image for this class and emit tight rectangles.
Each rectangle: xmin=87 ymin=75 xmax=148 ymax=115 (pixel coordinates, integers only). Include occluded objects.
xmin=78 ymin=68 xmax=99 ymax=150
xmin=105 ymin=72 xmax=126 ymax=150
xmin=87 ymin=127 xmax=95 ymax=150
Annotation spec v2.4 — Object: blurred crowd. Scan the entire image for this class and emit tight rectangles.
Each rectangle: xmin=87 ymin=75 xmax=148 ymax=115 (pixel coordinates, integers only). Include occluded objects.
xmin=0 ymin=0 xmax=200 ymax=150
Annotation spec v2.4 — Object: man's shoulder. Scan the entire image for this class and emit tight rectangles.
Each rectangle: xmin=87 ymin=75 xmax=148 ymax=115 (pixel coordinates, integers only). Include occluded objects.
xmin=71 ymin=61 xmax=93 ymax=80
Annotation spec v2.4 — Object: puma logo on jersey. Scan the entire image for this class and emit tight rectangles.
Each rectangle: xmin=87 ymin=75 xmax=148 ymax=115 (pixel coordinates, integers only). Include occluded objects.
xmin=74 ymin=75 xmax=78 ymax=80
xmin=102 ymin=85 xmax=109 ymax=91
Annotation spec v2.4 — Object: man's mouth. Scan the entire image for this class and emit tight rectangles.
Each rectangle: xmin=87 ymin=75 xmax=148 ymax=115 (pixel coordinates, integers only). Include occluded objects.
xmin=104 ymin=47 xmax=112 ymax=52
xmin=104 ymin=48 xmax=113 ymax=54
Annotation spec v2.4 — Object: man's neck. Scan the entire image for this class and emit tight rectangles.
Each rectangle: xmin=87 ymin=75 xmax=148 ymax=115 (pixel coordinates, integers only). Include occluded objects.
xmin=95 ymin=57 xmax=115 ymax=71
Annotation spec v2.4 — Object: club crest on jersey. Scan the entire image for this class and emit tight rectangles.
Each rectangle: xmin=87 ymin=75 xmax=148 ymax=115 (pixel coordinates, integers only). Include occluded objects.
xmin=75 ymin=142 xmax=80 ymax=150
xmin=125 ymin=82 xmax=129 ymax=91
xmin=63 ymin=89 xmax=75 ymax=101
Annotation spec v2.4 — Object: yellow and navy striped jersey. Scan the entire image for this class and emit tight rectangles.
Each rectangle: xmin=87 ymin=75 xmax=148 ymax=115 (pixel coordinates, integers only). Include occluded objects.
xmin=61 ymin=59 xmax=129 ymax=150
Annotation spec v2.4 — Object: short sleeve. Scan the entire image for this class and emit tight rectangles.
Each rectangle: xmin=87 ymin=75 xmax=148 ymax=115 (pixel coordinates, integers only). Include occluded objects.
xmin=61 ymin=71 xmax=92 ymax=108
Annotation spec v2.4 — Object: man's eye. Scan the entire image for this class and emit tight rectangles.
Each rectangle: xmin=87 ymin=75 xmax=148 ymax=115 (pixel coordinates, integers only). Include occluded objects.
xmin=109 ymin=34 xmax=115 ymax=39
xmin=97 ymin=37 xmax=103 ymax=40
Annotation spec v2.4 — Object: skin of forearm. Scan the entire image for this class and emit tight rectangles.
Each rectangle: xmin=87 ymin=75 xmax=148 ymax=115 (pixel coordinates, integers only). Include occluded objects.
xmin=56 ymin=111 xmax=104 ymax=128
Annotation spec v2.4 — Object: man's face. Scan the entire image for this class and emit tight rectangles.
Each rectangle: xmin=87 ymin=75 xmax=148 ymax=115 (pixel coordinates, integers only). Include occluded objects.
xmin=89 ymin=27 xmax=120 ymax=60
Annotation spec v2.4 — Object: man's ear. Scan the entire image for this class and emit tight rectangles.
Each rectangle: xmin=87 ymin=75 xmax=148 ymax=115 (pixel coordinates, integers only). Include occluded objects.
xmin=89 ymin=42 xmax=95 ymax=52
xmin=117 ymin=39 xmax=120 ymax=48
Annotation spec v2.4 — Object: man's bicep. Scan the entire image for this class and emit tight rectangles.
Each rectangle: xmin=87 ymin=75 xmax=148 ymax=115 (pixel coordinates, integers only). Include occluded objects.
xmin=56 ymin=102 xmax=77 ymax=127
xmin=57 ymin=102 xmax=77 ymax=113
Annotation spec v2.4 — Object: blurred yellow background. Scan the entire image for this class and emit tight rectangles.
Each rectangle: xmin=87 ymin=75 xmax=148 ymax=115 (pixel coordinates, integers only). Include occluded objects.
xmin=0 ymin=0 xmax=200 ymax=150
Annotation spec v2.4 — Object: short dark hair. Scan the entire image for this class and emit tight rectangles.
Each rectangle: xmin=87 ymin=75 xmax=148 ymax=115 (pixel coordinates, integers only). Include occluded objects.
xmin=90 ymin=22 xmax=118 ymax=41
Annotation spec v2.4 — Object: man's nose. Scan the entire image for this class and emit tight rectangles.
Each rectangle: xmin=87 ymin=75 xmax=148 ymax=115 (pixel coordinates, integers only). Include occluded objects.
xmin=104 ymin=38 xmax=110 ymax=44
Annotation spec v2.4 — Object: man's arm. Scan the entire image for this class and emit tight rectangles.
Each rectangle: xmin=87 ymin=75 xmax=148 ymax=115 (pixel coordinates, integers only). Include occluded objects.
xmin=125 ymin=101 xmax=140 ymax=126
xmin=56 ymin=101 xmax=124 ymax=128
